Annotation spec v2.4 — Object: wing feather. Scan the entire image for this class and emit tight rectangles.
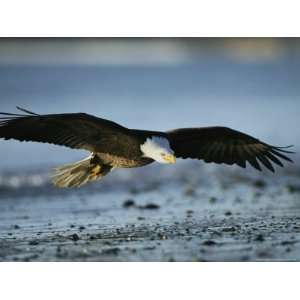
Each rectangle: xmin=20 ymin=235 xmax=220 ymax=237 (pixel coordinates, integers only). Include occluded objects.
xmin=167 ymin=127 xmax=293 ymax=172
xmin=0 ymin=107 xmax=138 ymax=155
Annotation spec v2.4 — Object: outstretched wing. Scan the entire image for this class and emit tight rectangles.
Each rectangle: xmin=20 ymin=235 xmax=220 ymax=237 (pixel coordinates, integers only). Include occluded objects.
xmin=0 ymin=107 xmax=134 ymax=153
xmin=167 ymin=127 xmax=293 ymax=172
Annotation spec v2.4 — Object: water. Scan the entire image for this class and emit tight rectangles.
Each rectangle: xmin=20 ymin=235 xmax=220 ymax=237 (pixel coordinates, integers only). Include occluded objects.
xmin=0 ymin=58 xmax=299 ymax=170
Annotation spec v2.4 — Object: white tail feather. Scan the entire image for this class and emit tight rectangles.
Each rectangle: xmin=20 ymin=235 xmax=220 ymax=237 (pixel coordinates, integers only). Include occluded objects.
xmin=51 ymin=156 xmax=111 ymax=188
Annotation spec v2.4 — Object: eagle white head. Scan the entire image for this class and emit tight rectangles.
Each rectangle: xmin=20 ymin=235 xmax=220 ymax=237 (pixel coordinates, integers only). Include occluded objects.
xmin=140 ymin=136 xmax=176 ymax=164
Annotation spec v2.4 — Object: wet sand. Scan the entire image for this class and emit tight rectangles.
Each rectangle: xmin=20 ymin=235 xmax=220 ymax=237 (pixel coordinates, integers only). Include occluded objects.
xmin=0 ymin=162 xmax=299 ymax=262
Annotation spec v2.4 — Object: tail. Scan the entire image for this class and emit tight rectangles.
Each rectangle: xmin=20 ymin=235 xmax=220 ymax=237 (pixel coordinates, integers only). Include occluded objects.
xmin=51 ymin=156 xmax=112 ymax=188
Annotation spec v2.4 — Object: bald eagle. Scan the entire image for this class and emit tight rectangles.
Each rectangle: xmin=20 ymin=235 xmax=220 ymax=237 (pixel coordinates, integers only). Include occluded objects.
xmin=0 ymin=107 xmax=293 ymax=188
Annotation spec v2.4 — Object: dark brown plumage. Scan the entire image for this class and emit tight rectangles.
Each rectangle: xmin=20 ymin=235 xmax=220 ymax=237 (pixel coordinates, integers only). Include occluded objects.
xmin=167 ymin=127 xmax=293 ymax=172
xmin=0 ymin=107 xmax=141 ymax=155
xmin=0 ymin=107 xmax=294 ymax=188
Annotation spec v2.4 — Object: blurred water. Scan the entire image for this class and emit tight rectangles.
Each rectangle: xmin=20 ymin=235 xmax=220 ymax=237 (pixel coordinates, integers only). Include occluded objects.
xmin=0 ymin=58 xmax=299 ymax=169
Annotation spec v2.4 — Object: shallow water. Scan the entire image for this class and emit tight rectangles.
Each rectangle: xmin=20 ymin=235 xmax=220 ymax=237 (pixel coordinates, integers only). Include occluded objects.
xmin=0 ymin=164 xmax=300 ymax=261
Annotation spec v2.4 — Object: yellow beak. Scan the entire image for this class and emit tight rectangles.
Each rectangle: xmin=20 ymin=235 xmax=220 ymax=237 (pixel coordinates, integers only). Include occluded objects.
xmin=164 ymin=154 xmax=176 ymax=164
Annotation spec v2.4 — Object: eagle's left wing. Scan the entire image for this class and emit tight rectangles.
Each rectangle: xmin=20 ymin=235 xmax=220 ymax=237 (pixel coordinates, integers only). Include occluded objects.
xmin=167 ymin=126 xmax=294 ymax=172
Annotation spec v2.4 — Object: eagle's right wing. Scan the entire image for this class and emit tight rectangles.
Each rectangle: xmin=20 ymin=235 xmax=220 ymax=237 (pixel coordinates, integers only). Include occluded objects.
xmin=0 ymin=107 xmax=135 ymax=153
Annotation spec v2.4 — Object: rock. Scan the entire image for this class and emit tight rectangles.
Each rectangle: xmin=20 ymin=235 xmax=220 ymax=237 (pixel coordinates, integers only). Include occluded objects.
xmin=28 ymin=240 xmax=39 ymax=246
xmin=89 ymin=233 xmax=102 ymax=240
xmin=144 ymin=246 xmax=156 ymax=250
xmin=253 ymin=179 xmax=266 ymax=188
xmin=123 ymin=199 xmax=136 ymax=208
xmin=69 ymin=233 xmax=80 ymax=242
xmin=222 ymin=226 xmax=236 ymax=232
xmin=102 ymin=247 xmax=120 ymax=255
xmin=287 ymin=185 xmax=300 ymax=193
xmin=281 ymin=240 xmax=296 ymax=245
xmin=202 ymin=240 xmax=216 ymax=246
xmin=254 ymin=234 xmax=265 ymax=242
xmin=138 ymin=203 xmax=160 ymax=210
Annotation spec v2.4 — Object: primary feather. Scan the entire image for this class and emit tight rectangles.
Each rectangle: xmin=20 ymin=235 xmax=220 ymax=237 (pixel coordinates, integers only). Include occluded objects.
xmin=167 ymin=127 xmax=293 ymax=172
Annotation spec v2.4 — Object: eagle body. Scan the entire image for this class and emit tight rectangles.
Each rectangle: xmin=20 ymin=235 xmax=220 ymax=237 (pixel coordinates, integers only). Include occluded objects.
xmin=0 ymin=107 xmax=294 ymax=188
xmin=90 ymin=129 xmax=169 ymax=168
xmin=96 ymin=152 xmax=152 ymax=168
xmin=91 ymin=129 xmax=166 ymax=166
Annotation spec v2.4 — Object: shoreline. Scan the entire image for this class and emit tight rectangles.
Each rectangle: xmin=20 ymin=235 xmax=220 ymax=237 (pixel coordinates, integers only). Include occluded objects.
xmin=0 ymin=163 xmax=299 ymax=261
